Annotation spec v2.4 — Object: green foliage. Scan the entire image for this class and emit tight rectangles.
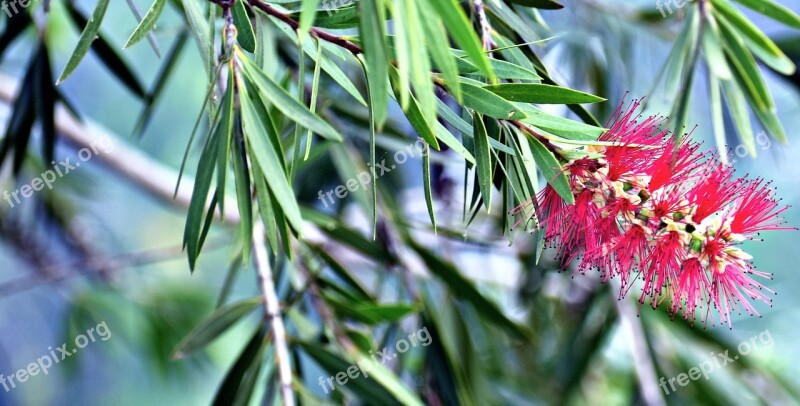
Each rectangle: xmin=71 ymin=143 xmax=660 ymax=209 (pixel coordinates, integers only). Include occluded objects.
xmin=1 ymin=0 xmax=799 ymax=404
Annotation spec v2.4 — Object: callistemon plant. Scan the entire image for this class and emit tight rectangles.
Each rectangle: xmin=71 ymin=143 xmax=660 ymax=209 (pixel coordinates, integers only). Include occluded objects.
xmin=516 ymin=100 xmax=794 ymax=328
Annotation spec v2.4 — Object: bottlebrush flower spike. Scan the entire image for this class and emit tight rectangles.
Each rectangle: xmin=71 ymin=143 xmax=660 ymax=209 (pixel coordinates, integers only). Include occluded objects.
xmin=517 ymin=99 xmax=795 ymax=328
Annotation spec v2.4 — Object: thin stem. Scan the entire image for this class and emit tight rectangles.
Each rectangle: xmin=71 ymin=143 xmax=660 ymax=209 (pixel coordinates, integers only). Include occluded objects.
xmin=247 ymin=0 xmax=363 ymax=55
xmin=253 ymin=222 xmax=296 ymax=406
xmin=510 ymin=121 xmax=563 ymax=155
xmin=473 ymin=0 xmax=494 ymax=57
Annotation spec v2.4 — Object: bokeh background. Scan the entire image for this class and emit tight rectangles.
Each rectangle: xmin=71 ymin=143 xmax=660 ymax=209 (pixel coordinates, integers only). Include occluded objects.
xmin=0 ymin=0 xmax=798 ymax=404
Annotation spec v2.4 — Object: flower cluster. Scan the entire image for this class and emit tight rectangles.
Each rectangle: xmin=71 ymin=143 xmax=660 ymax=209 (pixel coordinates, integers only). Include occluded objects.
xmin=517 ymin=100 xmax=793 ymax=328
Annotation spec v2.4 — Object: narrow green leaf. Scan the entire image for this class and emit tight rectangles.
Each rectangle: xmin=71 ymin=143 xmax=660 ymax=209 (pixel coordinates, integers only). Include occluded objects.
xmin=233 ymin=0 xmax=257 ymax=53
xmin=34 ymin=45 xmax=56 ymax=165
xmin=302 ymin=209 xmax=395 ymax=262
xmin=409 ymin=242 xmax=531 ymax=340
xmin=296 ymin=342 xmax=411 ymax=405
xmin=390 ymin=66 xmax=440 ymax=149
xmin=716 ymin=12 xmax=773 ymax=109
xmin=175 ymin=63 xmax=222 ymax=196
xmin=181 ymin=0 xmax=214 ymax=81
xmin=421 ymin=16 xmax=461 ymax=102
xmin=751 ymin=106 xmax=787 ymax=144
xmin=309 ymin=246 xmax=373 ymax=299
xmin=702 ymin=13 xmax=733 ymax=80
xmin=216 ymin=73 xmax=236 ymax=216
xmin=326 ymin=298 xmax=416 ymax=324
xmin=350 ymin=355 xmax=426 ymax=406
xmin=516 ymin=105 xmax=604 ymax=140
xmin=359 ymin=0 xmax=389 ymax=127
xmin=124 ymin=0 xmax=162 ymax=57
xmin=298 ymin=0 xmax=322 ymax=41
xmin=212 ymin=327 xmax=267 ymax=406
xmin=454 ymin=54 xmax=540 ymax=81
xmin=272 ymin=22 xmax=367 ymax=105
xmin=473 ymin=114 xmax=493 ymax=212
xmin=483 ymin=83 xmax=605 ymax=104
xmin=240 ymin=56 xmax=342 ymax=141
xmin=238 ymin=74 xmax=305 ymax=235
xmin=733 ymin=0 xmax=800 ymax=29
xmin=428 ymin=0 xmax=495 ymax=81
xmin=514 ymin=129 xmax=540 ymax=199
xmin=392 ymin=0 xmax=414 ymax=109
xmin=305 ymin=39 xmax=323 ymax=160
xmin=422 ymin=142 xmax=437 ymax=232
xmin=526 ymin=134 xmax=573 ymax=204
xmin=172 ymin=298 xmax=261 ymax=359
xmin=57 ymin=0 xmax=111 ymax=84
xmin=720 ymin=77 xmax=756 ymax=156
xmin=460 ymin=82 xmax=526 ymax=120
xmin=300 ymin=3 xmax=359 ymax=28
xmin=231 ymin=129 xmax=253 ymax=266
xmin=713 ymin=0 xmax=796 ymax=75
xmin=708 ymin=74 xmax=729 ymax=162
xmin=123 ymin=0 xmax=167 ymax=49
xmin=252 ymin=163 xmax=281 ymax=255
xmin=434 ymin=122 xmax=475 ymax=164
xmin=662 ymin=9 xmax=699 ymax=98
xmin=290 ymin=49 xmax=306 ymax=182
xmin=64 ymin=4 xmax=146 ymax=98
xmin=183 ymin=130 xmax=219 ymax=270
xmin=406 ymin=0 xmax=437 ymax=126
xmin=367 ymin=65 xmax=380 ymax=237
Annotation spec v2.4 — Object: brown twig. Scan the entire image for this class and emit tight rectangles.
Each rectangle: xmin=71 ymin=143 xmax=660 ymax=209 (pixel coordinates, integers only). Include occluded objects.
xmin=247 ymin=0 xmax=364 ymax=55
xmin=247 ymin=0 xmax=563 ymax=157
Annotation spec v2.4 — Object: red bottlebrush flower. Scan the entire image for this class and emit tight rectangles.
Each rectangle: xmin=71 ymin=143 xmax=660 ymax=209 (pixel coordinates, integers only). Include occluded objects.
xmin=670 ymin=258 xmax=711 ymax=326
xmin=511 ymin=98 xmax=793 ymax=328
xmin=726 ymin=178 xmax=793 ymax=236
xmin=710 ymin=264 xmax=774 ymax=329
xmin=600 ymin=100 xmax=665 ymax=181
xmin=640 ymin=230 xmax=685 ymax=307
xmin=643 ymin=137 xmax=703 ymax=192
xmin=686 ymin=162 xmax=740 ymax=224
xmin=539 ymin=189 xmax=600 ymax=267
xmin=701 ymin=234 xmax=774 ymax=328
xmin=650 ymin=187 xmax=690 ymax=220
xmin=591 ymin=223 xmax=651 ymax=291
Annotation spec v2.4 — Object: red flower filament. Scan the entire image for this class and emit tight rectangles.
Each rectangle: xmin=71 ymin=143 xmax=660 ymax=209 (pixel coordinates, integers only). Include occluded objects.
xmin=517 ymin=100 xmax=795 ymax=328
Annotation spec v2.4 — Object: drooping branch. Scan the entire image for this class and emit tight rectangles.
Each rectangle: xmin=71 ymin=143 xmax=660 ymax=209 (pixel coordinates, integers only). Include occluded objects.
xmin=245 ymin=0 xmax=564 ymax=156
